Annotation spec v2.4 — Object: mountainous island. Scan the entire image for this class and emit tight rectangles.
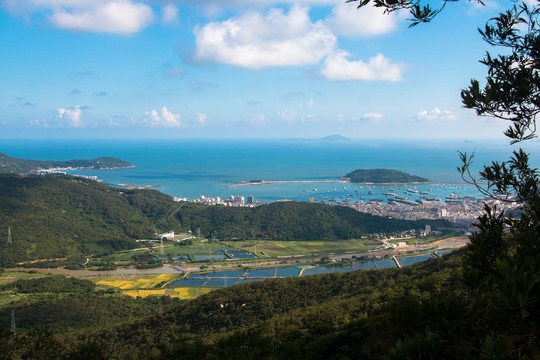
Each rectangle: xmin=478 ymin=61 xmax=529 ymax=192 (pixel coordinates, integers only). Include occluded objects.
xmin=0 ymin=152 xmax=133 ymax=174
xmin=344 ymin=169 xmax=430 ymax=183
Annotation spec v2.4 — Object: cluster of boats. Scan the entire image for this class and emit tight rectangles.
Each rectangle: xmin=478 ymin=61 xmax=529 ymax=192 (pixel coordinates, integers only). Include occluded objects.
xmin=304 ymin=184 xmax=482 ymax=206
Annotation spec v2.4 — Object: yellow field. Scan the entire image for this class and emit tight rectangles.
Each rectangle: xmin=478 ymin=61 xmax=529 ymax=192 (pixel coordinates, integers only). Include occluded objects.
xmin=96 ymin=274 xmax=212 ymax=300
xmin=122 ymin=286 xmax=212 ymax=299
xmin=96 ymin=273 xmax=175 ymax=290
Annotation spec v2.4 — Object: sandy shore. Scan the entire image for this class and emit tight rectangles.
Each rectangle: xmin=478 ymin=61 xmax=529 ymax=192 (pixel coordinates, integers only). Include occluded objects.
xmin=227 ymin=179 xmax=466 ymax=188
xmin=227 ymin=180 xmax=349 ymax=188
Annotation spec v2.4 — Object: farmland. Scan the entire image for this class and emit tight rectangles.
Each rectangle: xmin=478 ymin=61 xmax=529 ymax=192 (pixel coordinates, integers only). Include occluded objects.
xmin=96 ymin=273 xmax=212 ymax=300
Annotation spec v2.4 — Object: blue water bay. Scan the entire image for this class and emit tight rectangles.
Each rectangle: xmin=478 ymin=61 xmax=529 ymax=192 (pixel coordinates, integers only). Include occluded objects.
xmin=2 ymin=138 xmax=532 ymax=202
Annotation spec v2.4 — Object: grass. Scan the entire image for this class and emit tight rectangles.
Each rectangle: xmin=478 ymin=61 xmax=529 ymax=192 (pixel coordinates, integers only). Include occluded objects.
xmin=221 ymin=239 xmax=378 ymax=257
xmin=113 ymin=241 xmax=231 ymax=262
xmin=0 ymin=271 xmax=50 ymax=286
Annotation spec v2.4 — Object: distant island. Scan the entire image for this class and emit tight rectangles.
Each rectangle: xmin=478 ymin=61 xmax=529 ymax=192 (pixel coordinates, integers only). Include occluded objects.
xmin=288 ymin=134 xmax=350 ymax=142
xmin=0 ymin=152 xmax=134 ymax=174
xmin=344 ymin=169 xmax=429 ymax=184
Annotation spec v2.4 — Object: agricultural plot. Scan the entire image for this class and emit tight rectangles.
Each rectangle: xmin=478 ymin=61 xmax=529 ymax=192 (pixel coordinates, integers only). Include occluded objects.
xmin=97 ymin=273 xmax=175 ymax=290
xmin=221 ymin=240 xmax=372 ymax=257
xmin=122 ymin=287 xmax=212 ymax=299
xmin=0 ymin=271 xmax=49 ymax=286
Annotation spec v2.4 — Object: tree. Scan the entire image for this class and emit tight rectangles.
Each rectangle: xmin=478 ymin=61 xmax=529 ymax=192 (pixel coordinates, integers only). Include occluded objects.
xmin=350 ymin=0 xmax=540 ymax=358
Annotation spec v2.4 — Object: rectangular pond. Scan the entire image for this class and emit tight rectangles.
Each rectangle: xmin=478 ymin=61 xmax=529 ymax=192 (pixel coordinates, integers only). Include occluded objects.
xmin=398 ymin=254 xmax=434 ymax=267
xmin=353 ymin=261 xmax=376 ymax=271
xmin=302 ymin=265 xmax=354 ymax=276
xmin=373 ymin=259 xmax=397 ymax=269
xmin=245 ymin=268 xmax=276 ymax=278
xmin=436 ymin=250 xmax=452 ymax=256
xmin=223 ymin=249 xmax=257 ymax=259
xmin=192 ymin=270 xmax=246 ymax=278
xmin=203 ymin=278 xmax=239 ymax=287
xmin=275 ymin=266 xmax=301 ymax=277
xmin=193 ymin=254 xmax=227 ymax=261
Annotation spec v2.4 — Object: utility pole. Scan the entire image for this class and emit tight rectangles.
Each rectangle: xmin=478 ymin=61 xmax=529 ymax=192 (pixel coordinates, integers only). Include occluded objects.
xmin=7 ymin=226 xmax=12 ymax=245
xmin=160 ymin=237 xmax=165 ymax=256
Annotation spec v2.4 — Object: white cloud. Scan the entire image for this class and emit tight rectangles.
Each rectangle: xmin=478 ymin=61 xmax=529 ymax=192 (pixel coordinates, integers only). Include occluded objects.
xmin=162 ymin=4 xmax=179 ymax=25
xmin=29 ymin=119 xmax=50 ymax=127
xmin=321 ymin=50 xmax=405 ymax=82
xmin=47 ymin=0 xmax=154 ymax=35
xmin=196 ymin=112 xmax=206 ymax=125
xmin=144 ymin=106 xmax=182 ymax=127
xmin=415 ymin=107 xmax=456 ymax=121
xmin=193 ymin=5 xmax=337 ymax=68
xmin=57 ymin=105 xmax=83 ymax=127
xmin=325 ymin=3 xmax=399 ymax=38
xmin=278 ymin=108 xmax=295 ymax=122
xmin=247 ymin=114 xmax=266 ymax=124
xmin=362 ymin=112 xmax=384 ymax=122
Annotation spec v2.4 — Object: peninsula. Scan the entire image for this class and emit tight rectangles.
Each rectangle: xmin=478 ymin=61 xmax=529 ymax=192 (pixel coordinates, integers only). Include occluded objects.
xmin=344 ymin=169 xmax=429 ymax=184
xmin=0 ymin=152 xmax=134 ymax=174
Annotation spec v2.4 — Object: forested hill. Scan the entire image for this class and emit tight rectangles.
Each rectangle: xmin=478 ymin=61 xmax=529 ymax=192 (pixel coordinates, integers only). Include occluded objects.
xmin=345 ymin=169 xmax=429 ymax=183
xmin=0 ymin=174 xmax=176 ymax=265
xmin=0 ymin=152 xmax=133 ymax=174
xmin=0 ymin=174 xmax=454 ymax=265
xmin=176 ymin=201 xmax=454 ymax=241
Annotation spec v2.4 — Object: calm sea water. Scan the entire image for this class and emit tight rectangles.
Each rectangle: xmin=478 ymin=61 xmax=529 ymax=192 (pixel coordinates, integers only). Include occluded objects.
xmin=2 ymin=138 xmax=538 ymax=203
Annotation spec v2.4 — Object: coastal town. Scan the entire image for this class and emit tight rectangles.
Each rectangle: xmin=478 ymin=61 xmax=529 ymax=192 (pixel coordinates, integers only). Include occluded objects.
xmin=178 ymin=184 xmax=519 ymax=228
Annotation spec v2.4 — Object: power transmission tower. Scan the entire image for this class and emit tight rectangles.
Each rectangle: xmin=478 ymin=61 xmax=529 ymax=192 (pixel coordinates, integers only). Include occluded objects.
xmin=10 ymin=310 xmax=16 ymax=335
xmin=7 ymin=226 xmax=12 ymax=244
xmin=160 ymin=237 xmax=165 ymax=256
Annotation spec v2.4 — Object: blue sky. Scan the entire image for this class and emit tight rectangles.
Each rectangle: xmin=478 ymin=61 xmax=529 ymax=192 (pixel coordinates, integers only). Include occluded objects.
xmin=0 ymin=0 xmax=520 ymax=139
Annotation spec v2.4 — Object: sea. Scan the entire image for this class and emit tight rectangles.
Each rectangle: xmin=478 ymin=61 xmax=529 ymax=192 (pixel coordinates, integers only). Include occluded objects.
xmin=2 ymin=138 xmax=539 ymax=204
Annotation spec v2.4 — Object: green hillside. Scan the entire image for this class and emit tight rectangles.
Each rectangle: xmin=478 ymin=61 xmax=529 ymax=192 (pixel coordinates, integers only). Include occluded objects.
xmin=176 ymin=201 xmax=454 ymax=240
xmin=0 ymin=174 xmax=455 ymax=266
xmin=0 ymin=174 xmax=176 ymax=265
xmin=0 ymin=152 xmax=133 ymax=174
xmin=345 ymin=169 xmax=429 ymax=183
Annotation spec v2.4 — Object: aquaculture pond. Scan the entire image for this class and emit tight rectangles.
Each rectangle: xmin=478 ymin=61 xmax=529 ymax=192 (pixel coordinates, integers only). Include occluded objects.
xmin=192 ymin=270 xmax=246 ymax=278
xmin=398 ymin=254 xmax=434 ymax=267
xmin=224 ymin=249 xmax=257 ymax=259
xmin=353 ymin=261 xmax=377 ymax=271
xmin=302 ymin=265 xmax=354 ymax=276
xmin=275 ymin=266 xmax=302 ymax=277
xmin=193 ymin=254 xmax=227 ymax=261
xmin=373 ymin=259 xmax=398 ymax=269
xmin=245 ymin=268 xmax=276 ymax=278
xmin=167 ymin=251 xmax=453 ymax=288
